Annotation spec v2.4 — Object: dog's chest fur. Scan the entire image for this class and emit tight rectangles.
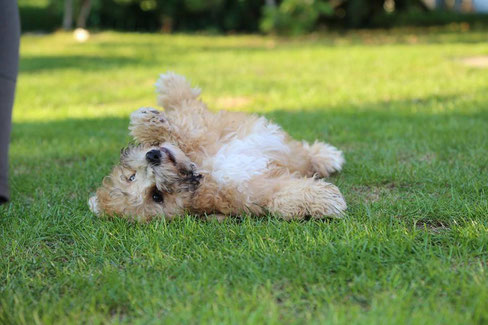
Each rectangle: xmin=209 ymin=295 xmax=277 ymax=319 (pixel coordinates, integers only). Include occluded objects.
xmin=207 ymin=118 xmax=290 ymax=187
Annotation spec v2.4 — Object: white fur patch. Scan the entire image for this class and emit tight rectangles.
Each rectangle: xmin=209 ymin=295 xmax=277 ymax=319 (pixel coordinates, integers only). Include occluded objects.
xmin=210 ymin=118 xmax=289 ymax=189
xmin=88 ymin=195 xmax=100 ymax=215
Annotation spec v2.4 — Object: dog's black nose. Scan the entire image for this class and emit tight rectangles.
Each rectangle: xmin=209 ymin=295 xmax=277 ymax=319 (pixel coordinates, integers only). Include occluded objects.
xmin=146 ymin=149 xmax=162 ymax=165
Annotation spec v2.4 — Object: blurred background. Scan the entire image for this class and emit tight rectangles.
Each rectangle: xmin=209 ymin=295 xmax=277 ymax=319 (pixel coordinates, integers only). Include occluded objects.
xmin=19 ymin=0 xmax=488 ymax=34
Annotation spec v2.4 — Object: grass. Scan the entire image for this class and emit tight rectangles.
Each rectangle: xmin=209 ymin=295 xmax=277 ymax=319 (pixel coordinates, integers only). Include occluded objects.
xmin=1 ymin=28 xmax=488 ymax=323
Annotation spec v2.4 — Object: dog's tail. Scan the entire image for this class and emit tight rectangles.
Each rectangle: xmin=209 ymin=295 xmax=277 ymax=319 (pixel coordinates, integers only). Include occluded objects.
xmin=303 ymin=141 xmax=345 ymax=178
xmin=155 ymin=72 xmax=201 ymax=110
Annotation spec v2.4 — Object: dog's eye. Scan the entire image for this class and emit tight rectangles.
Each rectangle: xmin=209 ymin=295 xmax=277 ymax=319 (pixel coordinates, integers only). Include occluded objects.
xmin=152 ymin=190 xmax=163 ymax=203
xmin=128 ymin=174 xmax=136 ymax=182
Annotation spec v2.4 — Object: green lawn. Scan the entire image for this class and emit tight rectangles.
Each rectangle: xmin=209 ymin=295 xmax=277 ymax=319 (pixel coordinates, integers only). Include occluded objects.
xmin=1 ymin=29 xmax=488 ymax=324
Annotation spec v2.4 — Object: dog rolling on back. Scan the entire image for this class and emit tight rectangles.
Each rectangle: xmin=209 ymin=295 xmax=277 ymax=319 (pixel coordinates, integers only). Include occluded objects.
xmin=89 ymin=72 xmax=346 ymax=222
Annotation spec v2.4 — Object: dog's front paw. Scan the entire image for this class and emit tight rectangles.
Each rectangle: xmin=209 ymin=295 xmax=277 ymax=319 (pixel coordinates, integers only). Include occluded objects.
xmin=130 ymin=107 xmax=167 ymax=126
xmin=129 ymin=107 xmax=174 ymax=143
xmin=178 ymin=162 xmax=203 ymax=191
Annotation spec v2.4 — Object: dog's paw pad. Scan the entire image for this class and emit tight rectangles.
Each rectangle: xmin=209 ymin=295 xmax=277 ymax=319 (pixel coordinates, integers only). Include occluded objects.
xmin=132 ymin=107 xmax=161 ymax=115
xmin=130 ymin=107 xmax=167 ymax=127
xmin=134 ymin=107 xmax=151 ymax=115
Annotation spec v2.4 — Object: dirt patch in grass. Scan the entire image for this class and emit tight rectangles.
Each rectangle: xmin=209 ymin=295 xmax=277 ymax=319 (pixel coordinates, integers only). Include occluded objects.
xmin=216 ymin=96 xmax=252 ymax=109
xmin=350 ymin=184 xmax=396 ymax=203
xmin=397 ymin=151 xmax=436 ymax=164
xmin=415 ymin=220 xmax=449 ymax=233
xmin=460 ymin=56 xmax=488 ymax=68
xmin=419 ymin=153 xmax=436 ymax=163
xmin=349 ymin=182 xmax=420 ymax=205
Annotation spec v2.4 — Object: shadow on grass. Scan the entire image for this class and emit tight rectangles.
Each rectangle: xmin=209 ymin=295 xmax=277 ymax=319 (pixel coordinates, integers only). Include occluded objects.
xmin=11 ymin=116 xmax=131 ymax=143
xmin=5 ymin=102 xmax=487 ymax=224
xmin=265 ymin=95 xmax=487 ymax=140
xmin=19 ymin=55 xmax=151 ymax=73
xmin=10 ymin=92 xmax=488 ymax=166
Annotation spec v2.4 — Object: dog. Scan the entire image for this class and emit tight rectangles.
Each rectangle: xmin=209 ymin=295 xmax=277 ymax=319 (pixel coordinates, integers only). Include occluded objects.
xmin=88 ymin=72 xmax=346 ymax=222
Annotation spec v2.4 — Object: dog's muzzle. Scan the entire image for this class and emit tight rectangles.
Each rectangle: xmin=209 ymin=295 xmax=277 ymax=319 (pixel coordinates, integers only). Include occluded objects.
xmin=146 ymin=149 xmax=162 ymax=165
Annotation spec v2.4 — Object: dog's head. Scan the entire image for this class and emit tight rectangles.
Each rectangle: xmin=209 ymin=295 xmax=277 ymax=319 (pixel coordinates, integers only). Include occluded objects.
xmin=89 ymin=142 xmax=202 ymax=221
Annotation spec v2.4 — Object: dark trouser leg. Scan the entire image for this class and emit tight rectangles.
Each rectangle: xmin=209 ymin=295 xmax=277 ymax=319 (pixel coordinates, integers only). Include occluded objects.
xmin=0 ymin=0 xmax=20 ymax=203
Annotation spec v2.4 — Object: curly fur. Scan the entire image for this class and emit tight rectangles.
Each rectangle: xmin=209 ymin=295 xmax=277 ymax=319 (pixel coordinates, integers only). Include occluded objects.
xmin=89 ymin=72 xmax=346 ymax=221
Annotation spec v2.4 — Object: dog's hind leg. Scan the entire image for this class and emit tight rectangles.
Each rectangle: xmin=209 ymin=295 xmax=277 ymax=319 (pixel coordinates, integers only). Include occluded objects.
xmin=258 ymin=176 xmax=346 ymax=219
xmin=155 ymin=72 xmax=202 ymax=110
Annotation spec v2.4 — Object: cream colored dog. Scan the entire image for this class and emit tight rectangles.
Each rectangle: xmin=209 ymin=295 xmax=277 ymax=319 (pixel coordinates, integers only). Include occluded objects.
xmin=89 ymin=72 xmax=346 ymax=222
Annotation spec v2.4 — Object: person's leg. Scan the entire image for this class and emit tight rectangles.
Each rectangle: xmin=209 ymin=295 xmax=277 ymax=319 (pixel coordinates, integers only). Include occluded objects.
xmin=0 ymin=0 xmax=20 ymax=203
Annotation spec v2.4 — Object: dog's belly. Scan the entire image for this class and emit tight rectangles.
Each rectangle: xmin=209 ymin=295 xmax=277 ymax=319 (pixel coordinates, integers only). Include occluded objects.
xmin=208 ymin=117 xmax=290 ymax=187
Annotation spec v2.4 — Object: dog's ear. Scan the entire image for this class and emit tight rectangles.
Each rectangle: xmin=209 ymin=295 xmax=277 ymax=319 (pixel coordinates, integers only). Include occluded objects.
xmin=88 ymin=195 xmax=100 ymax=215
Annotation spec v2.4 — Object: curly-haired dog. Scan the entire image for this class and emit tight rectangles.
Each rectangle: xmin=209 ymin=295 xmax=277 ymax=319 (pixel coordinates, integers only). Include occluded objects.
xmin=88 ymin=73 xmax=346 ymax=222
